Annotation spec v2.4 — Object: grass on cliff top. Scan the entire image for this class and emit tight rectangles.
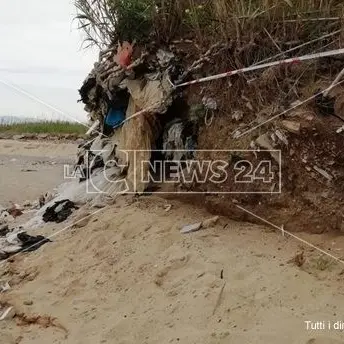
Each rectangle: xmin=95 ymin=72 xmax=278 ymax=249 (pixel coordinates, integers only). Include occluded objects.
xmin=0 ymin=121 xmax=87 ymax=135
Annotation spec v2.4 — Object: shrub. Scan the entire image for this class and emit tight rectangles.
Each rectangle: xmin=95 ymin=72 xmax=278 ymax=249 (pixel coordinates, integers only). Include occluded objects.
xmin=74 ymin=0 xmax=344 ymax=62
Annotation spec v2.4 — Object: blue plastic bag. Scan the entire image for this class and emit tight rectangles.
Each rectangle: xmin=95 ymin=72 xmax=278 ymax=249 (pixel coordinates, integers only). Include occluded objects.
xmin=105 ymin=108 xmax=126 ymax=128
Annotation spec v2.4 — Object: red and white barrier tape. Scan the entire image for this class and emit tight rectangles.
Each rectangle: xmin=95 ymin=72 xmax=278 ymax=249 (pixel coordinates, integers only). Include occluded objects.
xmin=174 ymin=48 xmax=344 ymax=88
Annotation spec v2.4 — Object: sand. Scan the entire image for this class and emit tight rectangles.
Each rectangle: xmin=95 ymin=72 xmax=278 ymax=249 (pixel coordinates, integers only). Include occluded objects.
xmin=0 ymin=139 xmax=77 ymax=206
xmin=0 ymin=140 xmax=344 ymax=344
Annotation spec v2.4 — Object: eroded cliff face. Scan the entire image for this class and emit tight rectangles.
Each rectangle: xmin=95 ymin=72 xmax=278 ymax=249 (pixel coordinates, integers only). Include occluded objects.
xmin=75 ymin=38 xmax=344 ymax=233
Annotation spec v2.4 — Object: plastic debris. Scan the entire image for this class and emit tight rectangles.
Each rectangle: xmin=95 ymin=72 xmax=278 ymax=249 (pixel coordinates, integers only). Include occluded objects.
xmin=86 ymin=119 xmax=100 ymax=136
xmin=0 ymin=281 xmax=11 ymax=293
xmin=0 ymin=230 xmax=51 ymax=259
xmin=313 ymin=166 xmax=333 ymax=181
xmin=0 ymin=211 xmax=14 ymax=225
xmin=162 ymin=119 xmax=197 ymax=161
xmin=0 ymin=306 xmax=15 ymax=321
xmin=274 ymin=129 xmax=288 ymax=145
xmin=115 ymin=41 xmax=134 ymax=68
xmin=43 ymin=200 xmax=78 ymax=223
xmin=202 ymin=96 xmax=218 ymax=110
xmin=181 ymin=222 xmax=202 ymax=234
xmin=0 ymin=224 xmax=10 ymax=236
xmin=105 ymin=107 xmax=126 ymax=128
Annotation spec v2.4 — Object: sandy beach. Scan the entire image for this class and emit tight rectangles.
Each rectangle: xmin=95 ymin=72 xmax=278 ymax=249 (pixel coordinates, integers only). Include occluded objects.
xmin=0 ymin=140 xmax=344 ymax=344
xmin=0 ymin=140 xmax=77 ymax=206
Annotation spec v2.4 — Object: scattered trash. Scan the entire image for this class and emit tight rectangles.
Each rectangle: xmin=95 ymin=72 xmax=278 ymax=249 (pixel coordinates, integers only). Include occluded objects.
xmin=163 ymin=120 xmax=184 ymax=160
xmin=43 ymin=199 xmax=78 ymax=223
xmin=336 ymin=124 xmax=344 ymax=133
xmin=115 ymin=41 xmax=134 ymax=68
xmin=181 ymin=216 xmax=219 ymax=234
xmin=0 ymin=230 xmax=51 ymax=260
xmin=0 ymin=281 xmax=11 ymax=292
xmin=16 ymin=232 xmax=51 ymax=252
xmin=0 ymin=224 xmax=10 ymax=236
xmin=202 ymin=96 xmax=218 ymax=111
xmin=281 ymin=120 xmax=301 ymax=134
xmin=0 ymin=231 xmax=51 ymax=260
xmin=162 ymin=119 xmax=197 ymax=161
xmin=105 ymin=107 xmax=126 ymax=128
xmin=313 ymin=166 xmax=333 ymax=181
xmin=7 ymin=204 xmax=23 ymax=218
xmin=274 ymin=129 xmax=288 ymax=145
xmin=180 ymin=222 xmax=202 ymax=234
xmin=201 ymin=216 xmax=219 ymax=229
xmin=0 ymin=211 xmax=14 ymax=225
xmin=0 ymin=305 xmax=15 ymax=321
xmin=86 ymin=119 xmax=100 ymax=136
xmin=75 ymin=41 xmax=190 ymax=197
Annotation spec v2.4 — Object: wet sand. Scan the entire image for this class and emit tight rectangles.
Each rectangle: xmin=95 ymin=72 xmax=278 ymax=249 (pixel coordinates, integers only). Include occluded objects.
xmin=0 ymin=140 xmax=77 ymax=206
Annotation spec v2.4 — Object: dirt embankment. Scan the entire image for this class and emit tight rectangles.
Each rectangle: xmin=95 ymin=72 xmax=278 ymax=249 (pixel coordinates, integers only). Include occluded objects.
xmin=178 ymin=59 xmax=344 ymax=235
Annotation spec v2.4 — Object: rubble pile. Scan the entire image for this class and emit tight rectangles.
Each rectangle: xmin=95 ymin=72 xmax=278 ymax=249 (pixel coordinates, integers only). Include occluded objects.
xmin=0 ymin=203 xmax=51 ymax=260
xmin=9 ymin=36 xmax=336 ymax=234
xmin=75 ymin=42 xmax=206 ymax=195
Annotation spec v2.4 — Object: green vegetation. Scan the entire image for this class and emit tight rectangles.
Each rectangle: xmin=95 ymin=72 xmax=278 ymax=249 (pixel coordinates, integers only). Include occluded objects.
xmin=0 ymin=121 xmax=86 ymax=135
xmin=74 ymin=0 xmax=344 ymax=57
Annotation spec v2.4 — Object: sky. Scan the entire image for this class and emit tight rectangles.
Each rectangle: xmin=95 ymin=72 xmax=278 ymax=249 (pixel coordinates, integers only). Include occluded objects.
xmin=0 ymin=0 xmax=99 ymax=122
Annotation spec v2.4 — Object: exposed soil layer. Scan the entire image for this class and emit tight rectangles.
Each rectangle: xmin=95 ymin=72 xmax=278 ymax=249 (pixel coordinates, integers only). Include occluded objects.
xmin=174 ymin=58 xmax=344 ymax=235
